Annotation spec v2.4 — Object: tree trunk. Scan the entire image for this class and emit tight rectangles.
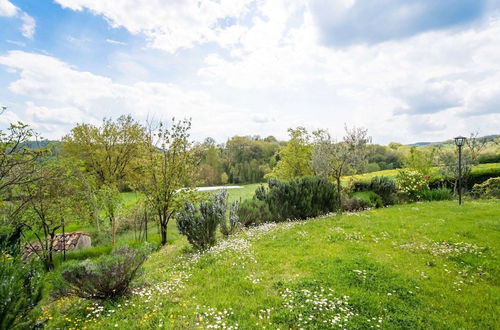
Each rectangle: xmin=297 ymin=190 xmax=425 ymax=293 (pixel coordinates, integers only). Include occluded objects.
xmin=336 ymin=177 xmax=342 ymax=212
xmin=160 ymin=223 xmax=167 ymax=245
xmin=111 ymin=215 xmax=116 ymax=247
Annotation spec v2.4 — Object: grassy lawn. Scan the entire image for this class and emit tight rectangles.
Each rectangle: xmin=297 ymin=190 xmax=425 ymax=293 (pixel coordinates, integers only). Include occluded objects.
xmin=43 ymin=199 xmax=500 ymax=329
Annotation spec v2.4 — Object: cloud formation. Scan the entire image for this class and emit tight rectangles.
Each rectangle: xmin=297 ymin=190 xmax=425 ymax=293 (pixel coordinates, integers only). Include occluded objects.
xmin=310 ymin=0 xmax=487 ymax=46
xmin=0 ymin=0 xmax=36 ymax=38
xmin=0 ymin=0 xmax=499 ymax=143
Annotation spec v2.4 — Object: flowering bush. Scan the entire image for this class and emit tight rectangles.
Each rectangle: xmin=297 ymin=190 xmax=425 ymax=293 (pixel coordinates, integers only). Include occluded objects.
xmin=396 ymin=170 xmax=429 ymax=201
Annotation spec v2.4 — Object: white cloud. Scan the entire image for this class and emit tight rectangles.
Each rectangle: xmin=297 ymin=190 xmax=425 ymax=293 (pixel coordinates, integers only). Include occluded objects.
xmin=106 ymin=39 xmax=127 ymax=45
xmin=20 ymin=12 xmax=35 ymax=39
xmin=54 ymin=0 xmax=255 ymax=53
xmin=0 ymin=0 xmax=36 ymax=39
xmin=0 ymin=51 xmax=253 ymax=141
xmin=2 ymin=1 xmax=500 ymax=144
xmin=0 ymin=0 xmax=17 ymax=16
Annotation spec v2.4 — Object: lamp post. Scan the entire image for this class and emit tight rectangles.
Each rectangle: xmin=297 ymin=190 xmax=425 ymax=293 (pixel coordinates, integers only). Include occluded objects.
xmin=454 ymin=136 xmax=466 ymax=205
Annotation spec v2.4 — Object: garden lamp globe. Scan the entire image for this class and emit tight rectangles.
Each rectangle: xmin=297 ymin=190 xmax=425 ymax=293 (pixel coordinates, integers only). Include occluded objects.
xmin=454 ymin=136 xmax=466 ymax=147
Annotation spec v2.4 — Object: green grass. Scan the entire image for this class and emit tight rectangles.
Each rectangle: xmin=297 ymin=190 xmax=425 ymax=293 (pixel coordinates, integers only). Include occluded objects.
xmin=43 ymin=200 xmax=500 ymax=329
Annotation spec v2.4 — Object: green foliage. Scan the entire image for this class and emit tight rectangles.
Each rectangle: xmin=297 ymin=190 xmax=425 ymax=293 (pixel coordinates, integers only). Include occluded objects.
xmin=237 ymin=199 xmax=272 ymax=226
xmin=420 ymin=188 xmax=453 ymax=201
xmin=257 ymin=176 xmax=339 ymax=222
xmin=177 ymin=190 xmax=228 ymax=250
xmin=403 ymin=147 xmax=436 ymax=175
xmin=471 ymin=177 xmax=500 ymax=198
xmin=351 ymin=191 xmax=384 ymax=208
xmin=0 ymin=226 xmax=21 ymax=257
xmin=477 ymin=153 xmax=500 ymax=164
xmin=467 ymin=166 xmax=500 ymax=189
xmin=341 ymin=196 xmax=369 ymax=211
xmin=220 ymin=200 xmax=240 ymax=237
xmin=369 ymin=176 xmax=398 ymax=205
xmin=141 ymin=118 xmax=198 ymax=246
xmin=365 ymin=144 xmax=402 ymax=171
xmin=62 ymin=115 xmax=146 ymax=187
xmin=396 ymin=169 xmax=429 ymax=202
xmin=0 ymin=256 xmax=43 ymax=330
xmin=268 ymin=127 xmax=312 ymax=180
xmin=61 ymin=246 xmax=148 ymax=300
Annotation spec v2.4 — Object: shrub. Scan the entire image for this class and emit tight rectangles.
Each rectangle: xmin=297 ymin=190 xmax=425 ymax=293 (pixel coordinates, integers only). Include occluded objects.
xmin=257 ymin=176 xmax=339 ymax=222
xmin=396 ymin=170 xmax=429 ymax=202
xmin=220 ymin=200 xmax=241 ymax=236
xmin=0 ymin=256 xmax=43 ymax=329
xmin=420 ymin=188 xmax=453 ymax=201
xmin=468 ymin=167 xmax=500 ymax=189
xmin=0 ymin=226 xmax=22 ymax=257
xmin=369 ymin=176 xmax=397 ymax=205
xmin=176 ymin=190 xmax=227 ymax=250
xmin=61 ymin=246 xmax=148 ymax=300
xmin=351 ymin=180 xmax=371 ymax=192
xmin=342 ymin=197 xmax=369 ymax=211
xmin=471 ymin=177 xmax=500 ymax=199
xmin=351 ymin=191 xmax=384 ymax=208
xmin=237 ymin=199 xmax=272 ymax=226
xmin=477 ymin=153 xmax=500 ymax=164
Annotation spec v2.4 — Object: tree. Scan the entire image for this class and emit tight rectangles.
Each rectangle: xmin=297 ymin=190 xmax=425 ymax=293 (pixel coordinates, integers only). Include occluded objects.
xmin=0 ymin=122 xmax=46 ymax=199
xmin=140 ymin=118 xmax=197 ymax=246
xmin=16 ymin=160 xmax=76 ymax=270
xmin=437 ymin=132 xmax=487 ymax=192
xmin=98 ymin=185 xmax=122 ymax=246
xmin=311 ymin=126 xmax=370 ymax=208
xmin=402 ymin=147 xmax=436 ymax=176
xmin=62 ymin=115 xmax=146 ymax=188
xmin=268 ymin=127 xmax=312 ymax=180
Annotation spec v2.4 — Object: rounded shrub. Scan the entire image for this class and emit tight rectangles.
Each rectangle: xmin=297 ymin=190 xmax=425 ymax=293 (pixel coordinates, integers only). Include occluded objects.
xmin=237 ymin=199 xmax=272 ymax=226
xmin=61 ymin=245 xmax=149 ymax=300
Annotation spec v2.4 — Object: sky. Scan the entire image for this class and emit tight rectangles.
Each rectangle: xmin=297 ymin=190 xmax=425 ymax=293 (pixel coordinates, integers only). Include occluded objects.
xmin=0 ymin=0 xmax=499 ymax=144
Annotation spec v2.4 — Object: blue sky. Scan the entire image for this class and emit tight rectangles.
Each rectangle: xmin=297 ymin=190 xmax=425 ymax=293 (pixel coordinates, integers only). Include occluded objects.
xmin=1 ymin=0 xmax=499 ymax=143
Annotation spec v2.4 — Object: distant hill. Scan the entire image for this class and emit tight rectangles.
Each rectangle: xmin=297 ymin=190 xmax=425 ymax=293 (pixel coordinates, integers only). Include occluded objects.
xmin=407 ymin=134 xmax=499 ymax=147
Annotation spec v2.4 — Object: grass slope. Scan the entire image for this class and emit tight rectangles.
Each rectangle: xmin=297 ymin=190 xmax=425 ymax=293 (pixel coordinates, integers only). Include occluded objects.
xmin=44 ymin=200 xmax=500 ymax=329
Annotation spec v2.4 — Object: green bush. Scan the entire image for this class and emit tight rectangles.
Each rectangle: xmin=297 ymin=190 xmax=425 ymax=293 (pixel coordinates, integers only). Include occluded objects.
xmin=351 ymin=180 xmax=371 ymax=192
xmin=257 ymin=176 xmax=339 ymax=222
xmin=0 ymin=226 xmax=22 ymax=257
xmin=471 ymin=177 xmax=500 ymax=199
xmin=237 ymin=199 xmax=272 ymax=226
xmin=61 ymin=246 xmax=148 ymax=300
xmin=369 ymin=176 xmax=397 ymax=205
xmin=220 ymin=200 xmax=241 ymax=237
xmin=396 ymin=169 xmax=429 ymax=201
xmin=0 ymin=256 xmax=43 ymax=330
xmin=468 ymin=167 xmax=500 ymax=189
xmin=341 ymin=196 xmax=369 ymax=211
xmin=420 ymin=188 xmax=453 ymax=201
xmin=176 ymin=190 xmax=227 ymax=250
xmin=351 ymin=191 xmax=384 ymax=208
xmin=477 ymin=153 xmax=500 ymax=164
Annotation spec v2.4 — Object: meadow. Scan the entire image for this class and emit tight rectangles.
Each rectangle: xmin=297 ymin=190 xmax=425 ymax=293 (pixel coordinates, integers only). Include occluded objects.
xmin=42 ymin=199 xmax=500 ymax=329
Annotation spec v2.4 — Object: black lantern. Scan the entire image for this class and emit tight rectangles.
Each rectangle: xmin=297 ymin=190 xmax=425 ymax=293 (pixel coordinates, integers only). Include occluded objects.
xmin=454 ymin=136 xmax=467 ymax=205
xmin=454 ymin=136 xmax=466 ymax=147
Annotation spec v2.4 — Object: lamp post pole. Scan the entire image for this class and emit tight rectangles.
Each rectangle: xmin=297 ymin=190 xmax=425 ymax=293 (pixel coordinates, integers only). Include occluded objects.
xmin=458 ymin=144 xmax=462 ymax=205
